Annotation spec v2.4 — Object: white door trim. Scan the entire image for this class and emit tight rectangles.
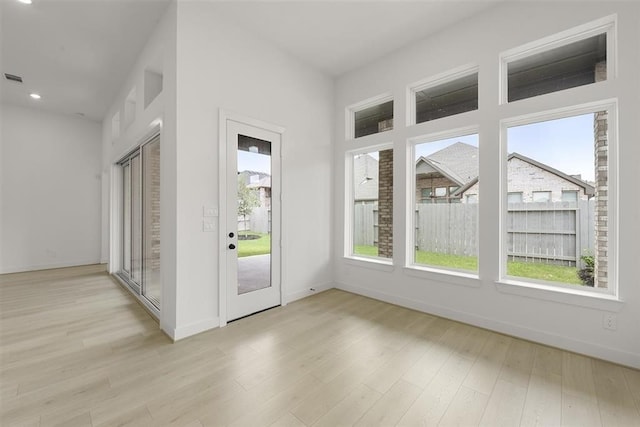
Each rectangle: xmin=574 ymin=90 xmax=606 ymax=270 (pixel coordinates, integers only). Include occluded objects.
xmin=218 ymin=109 xmax=286 ymax=327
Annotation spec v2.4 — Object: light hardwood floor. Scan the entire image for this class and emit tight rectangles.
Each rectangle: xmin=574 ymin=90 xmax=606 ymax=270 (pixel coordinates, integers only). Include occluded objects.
xmin=1 ymin=266 xmax=639 ymax=426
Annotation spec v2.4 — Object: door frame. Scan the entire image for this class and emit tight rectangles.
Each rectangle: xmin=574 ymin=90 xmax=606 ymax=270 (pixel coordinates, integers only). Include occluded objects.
xmin=218 ymin=110 xmax=286 ymax=327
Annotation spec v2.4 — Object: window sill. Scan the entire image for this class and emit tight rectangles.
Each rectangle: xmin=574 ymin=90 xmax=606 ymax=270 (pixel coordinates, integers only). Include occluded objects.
xmin=495 ymin=279 xmax=623 ymax=312
xmin=404 ymin=265 xmax=480 ymax=288
xmin=343 ymin=256 xmax=395 ymax=272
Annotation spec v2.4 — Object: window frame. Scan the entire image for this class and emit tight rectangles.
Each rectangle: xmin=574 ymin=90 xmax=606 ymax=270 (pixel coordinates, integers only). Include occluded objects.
xmin=466 ymin=194 xmax=478 ymax=204
xmin=532 ymin=190 xmax=552 ymax=203
xmin=344 ymin=142 xmax=395 ymax=266
xmin=499 ymin=14 xmax=616 ymax=105
xmin=507 ymin=192 xmax=523 ymax=204
xmin=561 ymin=190 xmax=579 ymax=202
xmin=345 ymin=93 xmax=394 ymax=140
xmin=499 ymin=100 xmax=618 ymax=296
xmin=407 ymin=126 xmax=480 ymax=278
xmin=407 ymin=64 xmax=479 ymax=127
xmin=434 ymin=187 xmax=447 ymax=197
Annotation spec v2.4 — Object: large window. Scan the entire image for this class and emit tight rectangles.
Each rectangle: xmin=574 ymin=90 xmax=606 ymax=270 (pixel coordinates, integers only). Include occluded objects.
xmin=339 ymin=16 xmax=618 ymax=299
xmin=118 ymin=134 xmax=161 ymax=310
xmin=411 ymin=133 xmax=479 ymax=273
xmin=349 ymin=146 xmax=393 ymax=260
xmin=504 ymin=110 xmax=610 ymax=289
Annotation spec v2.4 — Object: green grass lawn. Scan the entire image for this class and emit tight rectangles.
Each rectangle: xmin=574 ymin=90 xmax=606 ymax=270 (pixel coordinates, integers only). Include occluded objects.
xmin=354 ymin=245 xmax=379 ymax=257
xmin=416 ymin=251 xmax=478 ymax=271
xmin=238 ymin=232 xmax=271 ymax=258
xmin=353 ymin=245 xmax=581 ymax=285
xmin=507 ymin=260 xmax=581 ymax=284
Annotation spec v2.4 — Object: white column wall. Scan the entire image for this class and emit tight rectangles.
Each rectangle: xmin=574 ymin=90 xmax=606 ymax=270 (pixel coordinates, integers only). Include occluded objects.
xmin=102 ymin=2 xmax=178 ymax=335
xmin=172 ymin=2 xmax=333 ymax=338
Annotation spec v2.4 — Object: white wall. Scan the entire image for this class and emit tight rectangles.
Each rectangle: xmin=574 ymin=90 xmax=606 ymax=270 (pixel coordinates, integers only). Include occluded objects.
xmin=103 ymin=1 xmax=333 ymax=339
xmin=333 ymin=1 xmax=640 ymax=368
xmin=172 ymin=2 xmax=333 ymax=338
xmin=0 ymin=105 xmax=102 ymax=273
xmin=102 ymin=1 xmax=177 ymax=334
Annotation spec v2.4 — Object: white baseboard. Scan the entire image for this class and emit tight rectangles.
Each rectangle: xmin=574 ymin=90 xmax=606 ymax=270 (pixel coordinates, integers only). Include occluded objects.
xmin=0 ymin=259 xmax=103 ymax=275
xmin=335 ymin=281 xmax=640 ymax=370
xmin=172 ymin=317 xmax=220 ymax=341
xmin=286 ymin=282 xmax=334 ymax=304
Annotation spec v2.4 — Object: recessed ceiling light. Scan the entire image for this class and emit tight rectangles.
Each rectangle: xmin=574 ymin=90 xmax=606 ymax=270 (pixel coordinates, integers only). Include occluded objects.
xmin=17 ymin=0 xmax=33 ymax=4
xmin=30 ymin=93 xmax=41 ymax=100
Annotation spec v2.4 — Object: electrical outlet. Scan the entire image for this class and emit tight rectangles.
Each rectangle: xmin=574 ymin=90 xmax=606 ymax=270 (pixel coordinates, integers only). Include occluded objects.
xmin=203 ymin=220 xmax=215 ymax=232
xmin=603 ymin=314 xmax=617 ymax=331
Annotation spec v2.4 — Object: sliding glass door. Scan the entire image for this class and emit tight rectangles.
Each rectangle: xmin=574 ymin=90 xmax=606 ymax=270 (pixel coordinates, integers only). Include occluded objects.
xmin=118 ymin=135 xmax=160 ymax=310
xmin=142 ymin=138 xmax=161 ymax=307
xmin=122 ymin=163 xmax=132 ymax=275
xmin=131 ymin=154 xmax=143 ymax=287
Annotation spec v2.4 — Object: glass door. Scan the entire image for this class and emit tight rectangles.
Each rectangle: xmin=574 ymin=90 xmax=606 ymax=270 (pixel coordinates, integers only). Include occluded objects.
xmin=122 ymin=162 xmax=132 ymax=275
xmin=117 ymin=134 xmax=161 ymax=311
xmin=142 ymin=137 xmax=161 ymax=307
xmin=226 ymin=120 xmax=281 ymax=321
xmin=130 ymin=154 xmax=142 ymax=289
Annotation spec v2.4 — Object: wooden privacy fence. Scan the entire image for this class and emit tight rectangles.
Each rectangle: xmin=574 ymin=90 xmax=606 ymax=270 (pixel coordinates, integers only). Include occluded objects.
xmin=238 ymin=206 xmax=271 ymax=234
xmin=506 ymin=201 xmax=594 ymax=266
xmin=415 ymin=203 xmax=477 ymax=257
xmin=354 ymin=201 xmax=595 ymax=266
xmin=354 ymin=203 xmax=378 ymax=247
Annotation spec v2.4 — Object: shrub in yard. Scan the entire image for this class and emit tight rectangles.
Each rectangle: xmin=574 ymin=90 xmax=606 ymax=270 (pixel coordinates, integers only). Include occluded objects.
xmin=578 ymin=254 xmax=595 ymax=287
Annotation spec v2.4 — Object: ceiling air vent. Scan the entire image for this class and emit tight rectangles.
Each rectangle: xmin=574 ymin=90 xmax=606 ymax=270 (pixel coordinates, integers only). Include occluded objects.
xmin=4 ymin=73 xmax=23 ymax=83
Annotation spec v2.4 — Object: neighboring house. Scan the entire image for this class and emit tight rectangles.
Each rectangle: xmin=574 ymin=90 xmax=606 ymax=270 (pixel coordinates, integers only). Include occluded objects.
xmin=353 ymin=153 xmax=380 ymax=203
xmin=355 ymin=142 xmax=595 ymax=204
xmin=239 ymin=170 xmax=271 ymax=208
xmin=458 ymin=152 xmax=595 ymax=203
xmin=415 ymin=142 xmax=479 ymax=203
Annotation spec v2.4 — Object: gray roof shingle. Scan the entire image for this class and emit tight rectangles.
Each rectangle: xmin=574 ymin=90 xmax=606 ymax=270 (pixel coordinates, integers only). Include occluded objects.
xmin=418 ymin=142 xmax=479 ymax=185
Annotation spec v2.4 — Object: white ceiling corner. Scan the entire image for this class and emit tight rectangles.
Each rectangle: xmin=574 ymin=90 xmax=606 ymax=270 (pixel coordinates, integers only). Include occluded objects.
xmin=1 ymin=0 xmax=170 ymax=122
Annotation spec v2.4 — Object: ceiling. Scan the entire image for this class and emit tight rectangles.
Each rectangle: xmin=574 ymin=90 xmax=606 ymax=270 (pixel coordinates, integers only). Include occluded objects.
xmin=1 ymin=0 xmax=501 ymax=123
xmin=1 ymin=0 xmax=170 ymax=122
xmin=213 ymin=1 xmax=502 ymax=77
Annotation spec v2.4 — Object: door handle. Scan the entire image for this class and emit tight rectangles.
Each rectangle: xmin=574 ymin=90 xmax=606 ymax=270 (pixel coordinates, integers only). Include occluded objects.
xmin=228 ymin=243 xmax=236 ymax=250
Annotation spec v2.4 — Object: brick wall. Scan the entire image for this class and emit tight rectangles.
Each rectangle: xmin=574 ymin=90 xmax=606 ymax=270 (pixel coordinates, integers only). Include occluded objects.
xmin=594 ymin=61 xmax=607 ymax=288
xmin=505 ymin=158 xmax=587 ymax=202
xmin=145 ymin=140 xmax=161 ymax=277
xmin=378 ymin=149 xmax=393 ymax=258
xmin=594 ymin=110 xmax=608 ymax=288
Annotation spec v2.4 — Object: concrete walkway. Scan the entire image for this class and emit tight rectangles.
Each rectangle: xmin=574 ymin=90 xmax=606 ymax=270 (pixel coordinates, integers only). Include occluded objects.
xmin=237 ymin=254 xmax=271 ymax=294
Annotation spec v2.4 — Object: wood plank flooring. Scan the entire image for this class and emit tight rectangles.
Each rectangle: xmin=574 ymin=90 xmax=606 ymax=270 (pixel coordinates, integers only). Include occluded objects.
xmin=1 ymin=266 xmax=639 ymax=426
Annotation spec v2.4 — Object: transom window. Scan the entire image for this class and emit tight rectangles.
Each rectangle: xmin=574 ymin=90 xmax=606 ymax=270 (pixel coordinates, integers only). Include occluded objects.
xmin=351 ymin=99 xmax=394 ymax=139
xmin=412 ymin=70 xmax=478 ymax=124
xmin=502 ymin=16 xmax=614 ymax=103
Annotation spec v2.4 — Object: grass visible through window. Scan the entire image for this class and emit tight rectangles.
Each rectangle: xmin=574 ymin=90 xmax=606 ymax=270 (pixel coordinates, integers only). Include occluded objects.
xmin=353 ymin=245 xmax=581 ymax=284
xmin=238 ymin=232 xmax=270 ymax=258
